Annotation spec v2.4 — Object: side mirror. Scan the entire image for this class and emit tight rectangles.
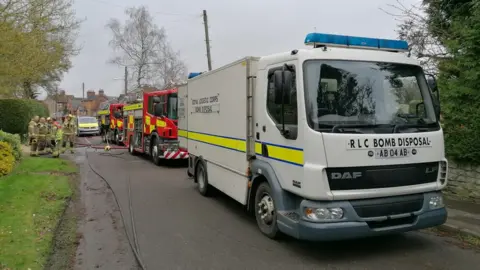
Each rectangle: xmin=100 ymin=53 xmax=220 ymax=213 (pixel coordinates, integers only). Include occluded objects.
xmin=425 ymin=74 xmax=441 ymax=120
xmin=415 ymin=102 xmax=426 ymax=118
xmin=154 ymin=104 xmax=164 ymax=117
xmin=152 ymin=96 xmax=162 ymax=103
xmin=273 ymin=70 xmax=293 ymax=105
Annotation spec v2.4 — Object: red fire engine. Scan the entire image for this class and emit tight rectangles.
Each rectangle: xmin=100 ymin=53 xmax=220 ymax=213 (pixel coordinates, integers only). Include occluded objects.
xmin=97 ymin=103 xmax=125 ymax=144
xmin=123 ymin=88 xmax=188 ymax=164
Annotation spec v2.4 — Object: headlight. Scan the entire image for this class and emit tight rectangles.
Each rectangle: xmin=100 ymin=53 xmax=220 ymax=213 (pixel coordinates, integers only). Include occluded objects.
xmin=428 ymin=195 xmax=444 ymax=210
xmin=304 ymin=207 xmax=344 ymax=221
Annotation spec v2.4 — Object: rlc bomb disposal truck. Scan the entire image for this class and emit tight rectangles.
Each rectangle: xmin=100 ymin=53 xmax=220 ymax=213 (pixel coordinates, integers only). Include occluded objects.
xmin=178 ymin=33 xmax=448 ymax=241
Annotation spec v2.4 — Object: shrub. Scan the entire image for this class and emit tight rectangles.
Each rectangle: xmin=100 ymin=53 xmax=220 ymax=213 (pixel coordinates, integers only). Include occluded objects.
xmin=0 ymin=99 xmax=49 ymax=136
xmin=0 ymin=141 xmax=15 ymax=176
xmin=0 ymin=130 xmax=22 ymax=161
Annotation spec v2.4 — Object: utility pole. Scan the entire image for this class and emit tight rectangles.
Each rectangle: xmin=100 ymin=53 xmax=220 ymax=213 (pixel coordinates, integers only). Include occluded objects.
xmin=82 ymin=82 xmax=85 ymax=100
xmin=54 ymin=86 xmax=58 ymax=117
xmin=124 ymin=66 xmax=128 ymax=95
xmin=203 ymin=10 xmax=212 ymax=71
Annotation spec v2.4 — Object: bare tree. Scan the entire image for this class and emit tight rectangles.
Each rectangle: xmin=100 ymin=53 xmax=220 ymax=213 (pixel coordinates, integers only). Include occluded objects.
xmin=154 ymin=43 xmax=187 ymax=89
xmin=106 ymin=5 xmax=187 ymax=91
xmin=381 ymin=0 xmax=450 ymax=75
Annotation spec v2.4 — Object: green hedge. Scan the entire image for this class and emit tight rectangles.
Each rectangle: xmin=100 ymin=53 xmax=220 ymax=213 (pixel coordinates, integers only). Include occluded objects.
xmin=0 ymin=130 xmax=22 ymax=161
xmin=0 ymin=99 xmax=49 ymax=136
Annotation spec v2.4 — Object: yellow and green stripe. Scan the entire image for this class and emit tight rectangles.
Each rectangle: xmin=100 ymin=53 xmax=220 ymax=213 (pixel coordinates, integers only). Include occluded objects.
xmin=179 ymin=129 xmax=304 ymax=166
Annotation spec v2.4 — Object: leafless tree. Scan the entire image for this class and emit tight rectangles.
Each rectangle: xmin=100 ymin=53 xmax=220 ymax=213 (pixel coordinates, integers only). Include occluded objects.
xmin=381 ymin=0 xmax=450 ymax=75
xmin=106 ymin=5 xmax=187 ymax=91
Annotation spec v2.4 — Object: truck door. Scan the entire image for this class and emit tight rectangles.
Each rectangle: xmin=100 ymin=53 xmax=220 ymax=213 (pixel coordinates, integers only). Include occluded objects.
xmin=255 ymin=61 xmax=304 ymax=191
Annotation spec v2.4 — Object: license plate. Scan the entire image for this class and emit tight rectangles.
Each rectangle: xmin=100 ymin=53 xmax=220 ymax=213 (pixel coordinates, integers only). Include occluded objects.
xmin=375 ymin=148 xmax=411 ymax=159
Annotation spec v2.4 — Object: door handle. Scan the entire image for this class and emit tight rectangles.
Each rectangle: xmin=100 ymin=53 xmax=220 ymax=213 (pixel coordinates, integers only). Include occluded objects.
xmin=261 ymin=143 xmax=269 ymax=157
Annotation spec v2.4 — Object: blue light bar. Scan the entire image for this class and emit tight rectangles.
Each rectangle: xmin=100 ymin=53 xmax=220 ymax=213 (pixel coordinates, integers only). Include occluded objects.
xmin=304 ymin=33 xmax=409 ymax=52
xmin=188 ymin=72 xmax=203 ymax=79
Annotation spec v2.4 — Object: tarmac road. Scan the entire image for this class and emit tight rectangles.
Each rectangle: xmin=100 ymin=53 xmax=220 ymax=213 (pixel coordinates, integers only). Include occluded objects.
xmin=76 ymin=136 xmax=480 ymax=270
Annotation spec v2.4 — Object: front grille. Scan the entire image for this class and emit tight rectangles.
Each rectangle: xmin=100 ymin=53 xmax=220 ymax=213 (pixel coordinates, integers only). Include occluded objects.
xmin=326 ymin=162 xmax=439 ymax=190
xmin=351 ymin=193 xmax=424 ymax=218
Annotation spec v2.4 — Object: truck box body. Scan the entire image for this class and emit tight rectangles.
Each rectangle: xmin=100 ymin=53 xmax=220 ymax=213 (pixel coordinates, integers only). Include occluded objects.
xmin=180 ymin=33 xmax=448 ymax=241
xmin=180 ymin=58 xmax=258 ymax=203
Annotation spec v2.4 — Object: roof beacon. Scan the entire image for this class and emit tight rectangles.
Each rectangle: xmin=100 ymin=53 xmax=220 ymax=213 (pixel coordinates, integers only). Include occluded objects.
xmin=304 ymin=32 xmax=409 ymax=52
xmin=188 ymin=72 xmax=203 ymax=79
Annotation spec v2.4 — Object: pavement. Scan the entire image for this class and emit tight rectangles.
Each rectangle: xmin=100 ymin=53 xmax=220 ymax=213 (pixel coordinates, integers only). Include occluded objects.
xmin=72 ymin=136 xmax=480 ymax=270
xmin=439 ymin=199 xmax=480 ymax=239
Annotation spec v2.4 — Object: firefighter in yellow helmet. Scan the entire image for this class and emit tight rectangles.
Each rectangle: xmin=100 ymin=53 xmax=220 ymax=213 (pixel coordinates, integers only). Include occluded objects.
xmin=36 ymin=117 xmax=48 ymax=155
xmin=61 ymin=114 xmax=77 ymax=154
xmin=27 ymin=115 xmax=40 ymax=146
xmin=28 ymin=116 xmax=40 ymax=156
xmin=46 ymin=117 xmax=61 ymax=157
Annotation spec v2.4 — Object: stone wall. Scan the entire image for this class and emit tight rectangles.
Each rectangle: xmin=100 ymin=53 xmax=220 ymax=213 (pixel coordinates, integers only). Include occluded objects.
xmin=446 ymin=161 xmax=480 ymax=202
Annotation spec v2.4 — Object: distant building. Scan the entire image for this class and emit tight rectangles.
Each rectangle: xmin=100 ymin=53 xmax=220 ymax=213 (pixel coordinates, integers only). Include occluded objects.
xmin=44 ymin=89 xmax=115 ymax=117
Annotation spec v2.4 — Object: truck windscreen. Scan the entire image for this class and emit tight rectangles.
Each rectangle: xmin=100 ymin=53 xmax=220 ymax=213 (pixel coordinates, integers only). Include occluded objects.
xmin=303 ymin=60 xmax=438 ymax=132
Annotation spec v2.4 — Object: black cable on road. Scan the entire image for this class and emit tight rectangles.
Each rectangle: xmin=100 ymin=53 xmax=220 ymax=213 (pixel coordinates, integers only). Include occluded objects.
xmin=80 ymin=136 xmax=147 ymax=270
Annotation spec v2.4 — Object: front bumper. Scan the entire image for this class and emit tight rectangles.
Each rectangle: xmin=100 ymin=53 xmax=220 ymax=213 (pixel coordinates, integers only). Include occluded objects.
xmin=160 ymin=150 xmax=189 ymax=159
xmin=277 ymin=191 xmax=447 ymax=241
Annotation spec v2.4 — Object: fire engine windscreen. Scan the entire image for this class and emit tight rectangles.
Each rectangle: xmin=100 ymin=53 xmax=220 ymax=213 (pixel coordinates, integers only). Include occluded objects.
xmin=167 ymin=94 xmax=178 ymax=120
xmin=303 ymin=60 xmax=438 ymax=131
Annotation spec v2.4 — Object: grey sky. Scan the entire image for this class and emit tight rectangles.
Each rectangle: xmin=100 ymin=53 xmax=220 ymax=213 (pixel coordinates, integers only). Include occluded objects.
xmin=54 ymin=0 xmax=416 ymax=99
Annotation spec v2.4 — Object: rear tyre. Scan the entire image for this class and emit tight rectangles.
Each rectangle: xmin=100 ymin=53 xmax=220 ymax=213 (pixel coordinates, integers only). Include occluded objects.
xmin=195 ymin=162 xmax=210 ymax=196
xmin=128 ymin=136 xmax=136 ymax=155
xmin=254 ymin=182 xmax=280 ymax=239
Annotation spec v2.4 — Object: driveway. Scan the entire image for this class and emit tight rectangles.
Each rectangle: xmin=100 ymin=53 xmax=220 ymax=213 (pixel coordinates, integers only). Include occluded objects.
xmin=76 ymin=136 xmax=480 ymax=270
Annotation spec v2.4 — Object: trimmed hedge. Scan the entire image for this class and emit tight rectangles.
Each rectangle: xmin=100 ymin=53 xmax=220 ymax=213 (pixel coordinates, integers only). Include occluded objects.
xmin=0 ymin=99 xmax=49 ymax=136
xmin=0 ymin=130 xmax=22 ymax=161
xmin=0 ymin=141 xmax=15 ymax=176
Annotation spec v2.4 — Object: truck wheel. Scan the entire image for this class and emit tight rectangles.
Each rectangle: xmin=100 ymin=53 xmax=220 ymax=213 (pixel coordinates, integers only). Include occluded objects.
xmin=128 ymin=136 xmax=135 ymax=155
xmin=254 ymin=182 xmax=280 ymax=239
xmin=114 ymin=130 xmax=119 ymax=145
xmin=195 ymin=162 xmax=211 ymax=196
xmin=151 ymin=138 xmax=161 ymax=165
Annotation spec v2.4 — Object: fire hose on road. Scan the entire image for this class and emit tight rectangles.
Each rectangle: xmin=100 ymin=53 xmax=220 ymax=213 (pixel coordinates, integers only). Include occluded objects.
xmin=78 ymin=136 xmax=147 ymax=270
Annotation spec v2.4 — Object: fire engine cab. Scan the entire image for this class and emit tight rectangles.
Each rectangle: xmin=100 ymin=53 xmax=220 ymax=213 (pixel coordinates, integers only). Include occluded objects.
xmin=97 ymin=103 xmax=125 ymax=144
xmin=124 ymin=89 xmax=188 ymax=164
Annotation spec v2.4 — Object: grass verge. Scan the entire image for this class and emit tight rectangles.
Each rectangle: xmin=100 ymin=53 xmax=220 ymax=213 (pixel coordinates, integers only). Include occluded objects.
xmin=424 ymin=227 xmax=480 ymax=250
xmin=0 ymin=157 xmax=78 ymax=270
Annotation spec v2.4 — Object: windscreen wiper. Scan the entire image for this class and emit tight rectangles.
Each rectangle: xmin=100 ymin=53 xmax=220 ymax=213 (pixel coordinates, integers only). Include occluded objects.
xmin=331 ymin=124 xmax=388 ymax=134
xmin=393 ymin=119 xmax=439 ymax=133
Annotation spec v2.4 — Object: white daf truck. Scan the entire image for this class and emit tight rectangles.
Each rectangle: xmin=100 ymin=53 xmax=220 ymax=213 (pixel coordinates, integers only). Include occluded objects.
xmin=177 ymin=33 xmax=448 ymax=241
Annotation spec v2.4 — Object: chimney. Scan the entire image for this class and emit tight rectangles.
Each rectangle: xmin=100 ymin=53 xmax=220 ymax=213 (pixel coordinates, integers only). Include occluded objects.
xmin=87 ymin=90 xmax=95 ymax=98
xmin=99 ymin=89 xmax=105 ymax=95
xmin=60 ymin=90 xmax=66 ymax=95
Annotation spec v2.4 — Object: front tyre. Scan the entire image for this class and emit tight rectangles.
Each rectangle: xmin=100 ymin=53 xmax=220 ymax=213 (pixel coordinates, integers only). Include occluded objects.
xmin=254 ymin=182 xmax=280 ymax=239
xmin=151 ymin=137 xmax=161 ymax=166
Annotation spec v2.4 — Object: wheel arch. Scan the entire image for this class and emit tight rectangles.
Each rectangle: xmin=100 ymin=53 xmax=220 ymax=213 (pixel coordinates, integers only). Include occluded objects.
xmin=247 ymin=159 xmax=298 ymax=213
